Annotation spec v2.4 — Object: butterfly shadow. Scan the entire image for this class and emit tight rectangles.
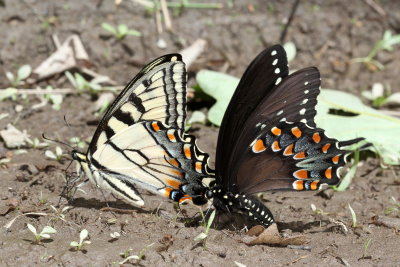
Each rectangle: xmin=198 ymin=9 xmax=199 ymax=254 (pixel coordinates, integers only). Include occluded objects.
xmin=276 ymin=220 xmax=329 ymax=233
xmin=67 ymin=197 xmax=153 ymax=215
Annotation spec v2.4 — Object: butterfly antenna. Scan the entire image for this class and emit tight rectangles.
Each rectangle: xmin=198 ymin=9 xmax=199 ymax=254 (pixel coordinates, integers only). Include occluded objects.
xmin=42 ymin=133 xmax=75 ymax=150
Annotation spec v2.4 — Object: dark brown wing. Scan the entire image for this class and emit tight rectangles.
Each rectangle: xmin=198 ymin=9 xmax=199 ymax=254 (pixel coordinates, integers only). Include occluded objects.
xmin=220 ymin=67 xmax=322 ymax=191
xmin=215 ymin=45 xmax=289 ymax=184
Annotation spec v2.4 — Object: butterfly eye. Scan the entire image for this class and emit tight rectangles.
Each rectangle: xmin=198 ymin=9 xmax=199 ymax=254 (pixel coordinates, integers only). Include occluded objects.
xmin=205 ymin=190 xmax=213 ymax=199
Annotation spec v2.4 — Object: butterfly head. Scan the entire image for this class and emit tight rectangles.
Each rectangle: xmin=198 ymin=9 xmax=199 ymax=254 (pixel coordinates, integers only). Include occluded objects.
xmin=71 ymin=150 xmax=87 ymax=163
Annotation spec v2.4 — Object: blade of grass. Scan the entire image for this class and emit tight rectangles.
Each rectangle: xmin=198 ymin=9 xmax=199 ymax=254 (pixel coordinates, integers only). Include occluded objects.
xmin=334 ymin=151 xmax=359 ymax=191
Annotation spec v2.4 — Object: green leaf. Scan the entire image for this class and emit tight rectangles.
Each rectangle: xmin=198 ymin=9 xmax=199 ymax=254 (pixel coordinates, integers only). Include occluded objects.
xmin=79 ymin=229 xmax=89 ymax=242
xmin=65 ymin=71 xmax=77 ymax=88
xmin=27 ymin=223 xmax=37 ymax=234
xmin=117 ymin=24 xmax=129 ymax=35
xmin=70 ymin=241 xmax=79 ymax=247
xmin=196 ymin=70 xmax=238 ymax=125
xmin=194 ymin=232 xmax=207 ymax=241
xmin=127 ymin=29 xmax=142 ymax=37
xmin=41 ymin=226 xmax=57 ymax=235
xmin=5 ymin=71 xmax=14 ymax=83
xmin=386 ymin=92 xmax=400 ymax=105
xmin=17 ymin=65 xmax=32 ymax=81
xmin=283 ymin=42 xmax=296 ymax=62
xmin=188 ymin=111 xmax=206 ymax=125
xmin=316 ymin=89 xmax=400 ymax=165
xmin=206 ymin=210 xmax=216 ymax=231
xmin=334 ymin=151 xmax=359 ymax=191
xmin=101 ymin=22 xmax=117 ymax=35
xmin=0 ymin=88 xmax=18 ymax=101
xmin=348 ymin=204 xmax=357 ymax=228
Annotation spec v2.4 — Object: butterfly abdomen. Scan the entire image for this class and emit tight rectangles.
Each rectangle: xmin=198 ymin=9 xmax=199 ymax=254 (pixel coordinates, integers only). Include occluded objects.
xmin=234 ymin=194 xmax=275 ymax=227
xmin=211 ymin=187 xmax=275 ymax=228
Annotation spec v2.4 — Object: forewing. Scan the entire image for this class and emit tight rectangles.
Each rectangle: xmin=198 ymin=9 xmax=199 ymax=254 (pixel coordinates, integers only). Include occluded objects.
xmin=216 ymin=45 xmax=289 ymax=181
xmin=221 ymin=66 xmax=322 ymax=191
xmin=89 ymin=54 xmax=187 ymax=154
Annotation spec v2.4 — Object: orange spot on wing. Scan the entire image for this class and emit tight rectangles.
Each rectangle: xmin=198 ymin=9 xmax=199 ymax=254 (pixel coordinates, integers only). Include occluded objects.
xmin=272 ymin=140 xmax=281 ymax=151
xmin=294 ymin=169 xmax=308 ymax=179
xmin=162 ymin=187 xmax=173 ymax=197
xmin=332 ymin=155 xmax=340 ymax=164
xmin=166 ymin=179 xmax=181 ymax=188
xmin=294 ymin=151 xmax=306 ymax=159
xmin=312 ymin=132 xmax=321 ymax=143
xmin=184 ymin=145 xmax=191 ymax=159
xmin=167 ymin=133 xmax=176 ymax=141
xmin=322 ymin=143 xmax=331 ymax=153
xmin=253 ymin=139 xmax=266 ymax=153
xmin=291 ymin=127 xmax=302 ymax=138
xmin=283 ymin=143 xmax=294 ymax=156
xmin=151 ymin=122 xmax=160 ymax=132
xmin=195 ymin=162 xmax=202 ymax=172
xmin=271 ymin=127 xmax=282 ymax=136
xmin=167 ymin=158 xmax=179 ymax=167
xmin=310 ymin=181 xmax=319 ymax=190
xmin=171 ymin=169 xmax=184 ymax=178
xmin=325 ymin=167 xmax=332 ymax=179
xmin=293 ymin=180 xmax=304 ymax=190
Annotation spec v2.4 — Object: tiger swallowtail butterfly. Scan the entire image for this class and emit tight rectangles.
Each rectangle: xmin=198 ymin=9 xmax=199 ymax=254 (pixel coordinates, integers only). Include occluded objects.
xmin=71 ymin=54 xmax=212 ymax=207
xmin=204 ymin=44 xmax=367 ymax=228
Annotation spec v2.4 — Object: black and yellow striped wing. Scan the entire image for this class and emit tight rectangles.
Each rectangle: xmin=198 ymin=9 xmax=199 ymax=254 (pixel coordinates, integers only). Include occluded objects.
xmin=89 ymin=54 xmax=187 ymax=154
xmin=73 ymin=54 xmax=212 ymax=207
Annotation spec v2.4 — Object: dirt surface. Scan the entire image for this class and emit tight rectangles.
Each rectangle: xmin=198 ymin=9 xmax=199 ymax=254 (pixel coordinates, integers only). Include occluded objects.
xmin=1 ymin=0 xmax=400 ymax=266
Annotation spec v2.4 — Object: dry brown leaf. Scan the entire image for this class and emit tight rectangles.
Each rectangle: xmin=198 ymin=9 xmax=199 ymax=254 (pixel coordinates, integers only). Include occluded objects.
xmin=179 ymin=39 xmax=207 ymax=70
xmin=242 ymin=223 xmax=308 ymax=246
xmin=33 ymin=35 xmax=90 ymax=80
xmin=0 ymin=124 xmax=30 ymax=148
xmin=0 ymin=198 xmax=19 ymax=215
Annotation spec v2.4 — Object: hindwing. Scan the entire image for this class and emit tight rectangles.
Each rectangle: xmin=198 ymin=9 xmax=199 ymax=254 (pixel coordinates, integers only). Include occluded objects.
xmin=89 ymin=121 xmax=211 ymax=206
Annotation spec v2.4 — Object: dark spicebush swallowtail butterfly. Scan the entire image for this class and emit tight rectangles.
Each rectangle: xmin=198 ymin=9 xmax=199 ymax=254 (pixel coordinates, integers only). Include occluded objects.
xmin=204 ymin=44 xmax=367 ymax=228
xmin=71 ymin=54 xmax=213 ymax=207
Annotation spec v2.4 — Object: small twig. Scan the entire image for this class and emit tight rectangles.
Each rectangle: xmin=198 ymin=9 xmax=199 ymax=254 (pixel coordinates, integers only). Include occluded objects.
xmin=14 ymin=88 xmax=75 ymax=95
xmin=130 ymin=0 xmax=154 ymax=8
xmin=363 ymin=0 xmax=386 ymax=17
xmin=52 ymin=34 xmax=61 ymax=49
xmin=4 ymin=86 xmax=125 ymax=95
xmin=160 ymin=0 xmax=173 ymax=31
xmin=287 ymin=245 xmax=312 ymax=251
xmin=285 ymin=255 xmax=309 ymax=265
xmin=280 ymin=0 xmax=300 ymax=43
xmin=100 ymin=207 xmax=137 ymax=214
xmin=155 ymin=7 xmax=163 ymax=35
xmin=130 ymin=0 xmax=222 ymax=9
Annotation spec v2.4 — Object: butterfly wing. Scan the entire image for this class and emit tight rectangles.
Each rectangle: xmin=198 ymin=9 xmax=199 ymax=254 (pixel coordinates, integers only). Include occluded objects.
xmin=89 ymin=54 xmax=187 ymax=155
xmin=215 ymin=45 xmax=289 ymax=184
xmin=212 ymin=46 xmax=366 ymax=228
xmin=73 ymin=54 xmax=211 ymax=207
xmin=89 ymin=121 xmax=211 ymax=206
xmin=220 ymin=59 xmax=363 ymax=194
